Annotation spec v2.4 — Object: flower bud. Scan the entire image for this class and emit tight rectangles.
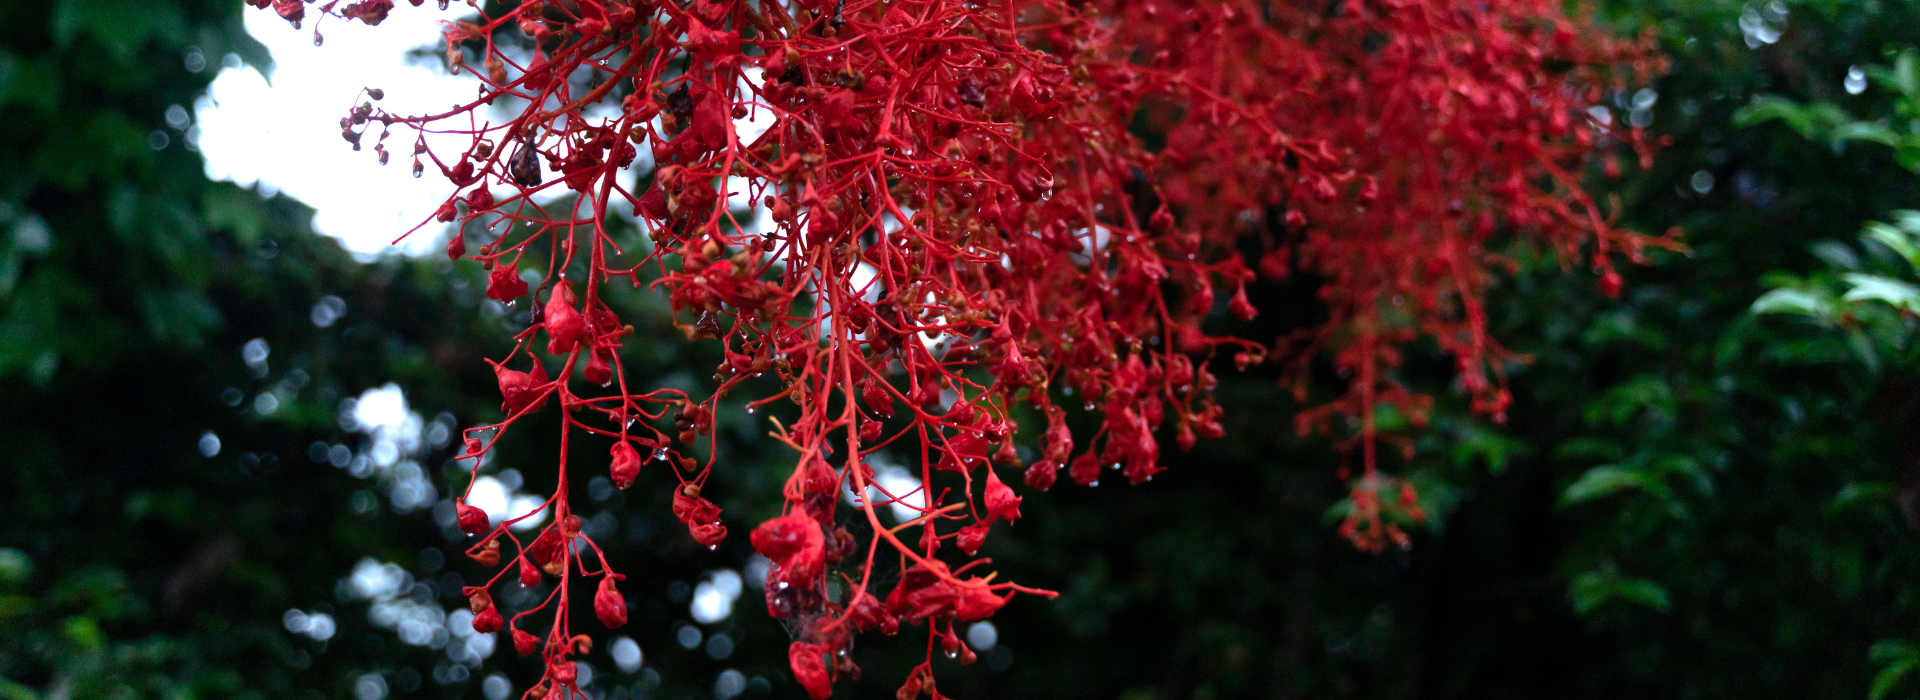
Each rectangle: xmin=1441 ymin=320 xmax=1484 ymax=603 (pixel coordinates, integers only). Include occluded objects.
xmin=544 ymin=281 xmax=590 ymax=355
xmin=983 ymin=467 xmax=1022 ymax=522
xmin=470 ymin=538 xmax=500 ymax=566
xmin=594 ymin=576 xmax=628 ymax=628
xmin=471 ymin=605 xmax=503 ymax=633
xmin=456 ymin=503 xmax=490 ymax=536
xmin=789 ymin=642 xmax=834 ymax=700
xmin=519 ymin=558 xmax=542 ymax=588
xmin=513 ymin=627 xmax=539 ymax=655
xmin=465 ymin=586 xmax=493 ymax=614
xmin=610 ymin=440 xmax=643 ymax=489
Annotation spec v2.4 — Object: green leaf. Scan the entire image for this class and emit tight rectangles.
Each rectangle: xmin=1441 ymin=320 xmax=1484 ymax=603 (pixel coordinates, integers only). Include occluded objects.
xmin=1828 ymin=482 xmax=1894 ymax=515
xmin=1871 ymin=640 xmax=1920 ymax=700
xmin=1840 ymin=273 xmax=1920 ymax=312
xmin=1833 ymin=121 xmax=1902 ymax=147
xmin=1867 ymin=51 xmax=1920 ymax=96
xmin=1570 ymin=570 xmax=1672 ymax=615
xmin=1733 ymin=95 xmax=1851 ymax=137
xmin=1562 ymin=466 xmax=1648 ymax=504
xmin=0 ymin=548 xmax=28 ymax=587
xmin=1865 ymin=219 xmax=1920 ymax=270
xmin=1753 ymin=288 xmax=1835 ymax=319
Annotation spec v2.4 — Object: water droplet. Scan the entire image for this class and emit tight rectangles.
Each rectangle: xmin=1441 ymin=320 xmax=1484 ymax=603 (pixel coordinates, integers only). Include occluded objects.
xmin=746 ymin=406 xmax=756 ymax=414
xmin=652 ymin=448 xmax=668 ymax=461
xmin=436 ymin=0 xmax=450 ymax=8
xmin=708 ymin=544 xmax=718 ymax=551
xmin=1088 ymin=480 xmax=1099 ymax=487
xmin=944 ymin=650 xmax=958 ymax=659
xmin=313 ymin=31 xmax=324 ymax=47
xmin=1845 ymin=66 xmax=1868 ymax=95
xmin=291 ymin=19 xmax=302 ymax=30
xmin=1083 ymin=402 xmax=1095 ymax=411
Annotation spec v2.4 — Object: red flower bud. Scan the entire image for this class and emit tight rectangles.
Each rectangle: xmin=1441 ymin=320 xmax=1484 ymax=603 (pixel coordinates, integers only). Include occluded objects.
xmin=983 ymin=467 xmax=1022 ymax=522
xmin=544 ymin=281 xmax=589 ymax=355
xmin=1229 ymin=285 xmax=1258 ymax=321
xmin=956 ymin=522 xmax=987 ymax=555
xmin=1069 ymin=454 xmax=1102 ymax=487
xmin=594 ymin=576 xmax=628 ymax=628
xmin=519 ymin=557 xmax=542 ymax=588
xmin=464 ymin=586 xmax=492 ymax=614
xmin=493 ymin=360 xmax=551 ymax=415
xmin=609 ymin=440 xmax=643 ymax=489
xmin=513 ymin=627 xmax=539 ymax=655
xmin=789 ymin=642 xmax=834 ymax=700
xmin=751 ymin=512 xmax=825 ymax=584
xmin=487 ymin=262 xmax=528 ymax=302
xmin=1024 ymin=459 xmax=1058 ymax=491
xmin=672 ymin=487 xmax=722 ymax=525
xmin=1598 ymin=268 xmax=1623 ymax=298
xmin=583 ymin=349 xmax=612 ymax=386
xmin=456 ymin=503 xmax=490 ymax=536
xmin=471 ymin=605 xmax=504 ymax=633
xmin=689 ymin=521 xmax=728 ymax=548
xmin=549 ymin=660 xmax=577 ymax=686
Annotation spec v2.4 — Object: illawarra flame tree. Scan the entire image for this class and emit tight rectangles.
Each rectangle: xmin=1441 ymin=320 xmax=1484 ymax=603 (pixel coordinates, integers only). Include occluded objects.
xmin=254 ymin=0 xmax=1669 ymax=696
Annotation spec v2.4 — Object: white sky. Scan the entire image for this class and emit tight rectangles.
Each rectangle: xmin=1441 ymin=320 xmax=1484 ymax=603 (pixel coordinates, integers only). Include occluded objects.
xmin=197 ymin=5 xmax=482 ymax=258
xmin=197 ymin=5 xmax=774 ymax=259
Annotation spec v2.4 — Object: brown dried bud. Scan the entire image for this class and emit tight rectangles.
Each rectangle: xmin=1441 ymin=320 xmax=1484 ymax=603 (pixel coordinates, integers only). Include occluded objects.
xmin=470 ymin=538 xmax=500 ymax=566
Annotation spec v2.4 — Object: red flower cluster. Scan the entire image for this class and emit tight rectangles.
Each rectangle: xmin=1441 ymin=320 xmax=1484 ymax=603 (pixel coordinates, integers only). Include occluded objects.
xmin=259 ymin=0 xmax=1667 ymax=695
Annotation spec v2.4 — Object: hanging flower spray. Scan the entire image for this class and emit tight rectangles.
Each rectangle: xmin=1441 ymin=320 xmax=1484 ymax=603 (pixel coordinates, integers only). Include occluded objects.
xmin=259 ymin=0 xmax=1669 ymax=695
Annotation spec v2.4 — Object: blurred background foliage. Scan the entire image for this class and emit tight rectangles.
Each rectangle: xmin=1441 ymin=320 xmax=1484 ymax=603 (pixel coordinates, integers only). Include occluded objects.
xmin=4 ymin=0 xmax=1920 ymax=699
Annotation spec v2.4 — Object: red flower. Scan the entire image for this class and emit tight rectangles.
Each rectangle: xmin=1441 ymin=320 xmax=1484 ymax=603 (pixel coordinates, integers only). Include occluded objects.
xmin=956 ymin=523 xmax=988 ymax=555
xmin=1024 ymin=460 xmax=1059 ymax=490
xmin=788 ymin=642 xmax=834 ymax=700
xmin=549 ymin=660 xmax=578 ymax=686
xmin=752 ymin=512 xmax=824 ymax=584
xmin=486 ymin=262 xmax=527 ymax=302
xmin=689 ymin=521 xmax=728 ymax=548
xmin=594 ymin=576 xmax=628 ymax=628
xmin=525 ymin=526 xmax=565 ymax=568
xmin=984 ymin=468 xmax=1022 ymax=522
xmin=492 ymin=360 xmax=551 ymax=415
xmin=609 ymin=441 xmax=643 ymax=489
xmin=544 ymin=281 xmax=589 ymax=355
xmin=954 ymin=584 xmax=1009 ymax=622
xmin=342 ymin=0 xmax=392 ymax=25
xmin=455 ymin=503 xmax=489 ymax=536
xmin=512 ymin=627 xmax=539 ymax=655
xmin=471 ymin=605 xmax=503 ymax=633
xmin=672 ymin=487 xmax=722 ymax=525
xmin=583 ymin=349 xmax=612 ymax=386
xmin=885 ymin=561 xmax=958 ymax=622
